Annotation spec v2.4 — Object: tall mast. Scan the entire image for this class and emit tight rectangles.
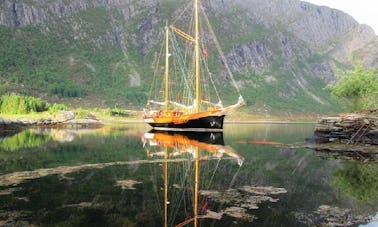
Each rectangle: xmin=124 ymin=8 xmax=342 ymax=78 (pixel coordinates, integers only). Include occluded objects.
xmin=164 ymin=25 xmax=170 ymax=112
xmin=194 ymin=0 xmax=200 ymax=112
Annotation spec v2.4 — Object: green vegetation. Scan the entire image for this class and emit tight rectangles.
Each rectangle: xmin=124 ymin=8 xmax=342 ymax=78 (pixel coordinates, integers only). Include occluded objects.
xmin=48 ymin=83 xmax=85 ymax=98
xmin=0 ymin=94 xmax=67 ymax=114
xmin=0 ymin=93 xmax=139 ymax=122
xmin=327 ymin=62 xmax=378 ymax=111
xmin=48 ymin=103 xmax=69 ymax=114
xmin=0 ymin=9 xmax=143 ymax=107
xmin=107 ymin=108 xmax=130 ymax=117
xmin=73 ymin=107 xmax=130 ymax=119
xmin=0 ymin=94 xmax=48 ymax=114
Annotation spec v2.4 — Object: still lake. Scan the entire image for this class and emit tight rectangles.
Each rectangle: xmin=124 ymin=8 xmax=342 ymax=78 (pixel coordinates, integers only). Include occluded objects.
xmin=0 ymin=123 xmax=377 ymax=226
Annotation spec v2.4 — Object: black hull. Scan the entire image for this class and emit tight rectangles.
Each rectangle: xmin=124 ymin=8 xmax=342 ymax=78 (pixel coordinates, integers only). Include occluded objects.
xmin=148 ymin=115 xmax=225 ymax=132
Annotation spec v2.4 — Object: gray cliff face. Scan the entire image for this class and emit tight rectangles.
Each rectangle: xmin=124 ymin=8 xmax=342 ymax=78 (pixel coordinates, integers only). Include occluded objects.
xmin=0 ymin=0 xmax=377 ymax=110
xmin=0 ymin=0 xmax=160 ymax=51
xmin=289 ymin=2 xmax=359 ymax=48
xmin=0 ymin=0 xmax=156 ymax=27
xmin=223 ymin=0 xmax=367 ymax=47
xmin=226 ymin=42 xmax=273 ymax=74
xmin=223 ymin=0 xmax=377 ymax=68
xmin=0 ymin=0 xmax=159 ymax=51
xmin=1 ymin=0 xmax=376 ymax=70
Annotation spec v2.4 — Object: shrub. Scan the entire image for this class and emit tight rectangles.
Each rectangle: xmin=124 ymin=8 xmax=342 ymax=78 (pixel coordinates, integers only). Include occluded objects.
xmin=75 ymin=108 xmax=90 ymax=119
xmin=110 ymin=108 xmax=129 ymax=117
xmin=49 ymin=83 xmax=85 ymax=97
xmin=0 ymin=94 xmax=49 ymax=114
xmin=48 ymin=103 xmax=68 ymax=114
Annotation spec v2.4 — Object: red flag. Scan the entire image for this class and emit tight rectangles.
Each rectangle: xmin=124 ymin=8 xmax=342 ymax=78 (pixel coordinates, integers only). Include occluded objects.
xmin=203 ymin=49 xmax=209 ymax=58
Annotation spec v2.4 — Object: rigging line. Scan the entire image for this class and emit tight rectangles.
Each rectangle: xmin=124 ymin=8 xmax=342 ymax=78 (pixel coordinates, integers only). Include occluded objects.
xmin=206 ymin=160 xmax=244 ymax=217
xmin=171 ymin=32 xmax=194 ymax=103
xmin=179 ymin=12 xmax=194 ymax=65
xmin=174 ymin=23 xmax=195 ymax=107
xmin=170 ymin=162 xmax=194 ymax=226
xmin=204 ymin=158 xmax=222 ymax=191
xmin=200 ymin=3 xmax=243 ymax=97
xmin=195 ymin=6 xmax=217 ymax=104
xmin=171 ymin=48 xmax=186 ymax=106
xmin=228 ymin=162 xmax=244 ymax=188
xmin=200 ymin=45 xmax=222 ymax=103
xmin=169 ymin=176 xmax=187 ymax=224
xmin=147 ymin=163 xmax=164 ymax=214
xmin=170 ymin=167 xmax=195 ymax=226
xmin=148 ymin=43 xmax=165 ymax=104
xmin=172 ymin=1 xmax=192 ymax=26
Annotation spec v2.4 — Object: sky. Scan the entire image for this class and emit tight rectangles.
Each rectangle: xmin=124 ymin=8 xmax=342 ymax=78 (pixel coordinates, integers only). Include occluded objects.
xmin=304 ymin=0 xmax=378 ymax=34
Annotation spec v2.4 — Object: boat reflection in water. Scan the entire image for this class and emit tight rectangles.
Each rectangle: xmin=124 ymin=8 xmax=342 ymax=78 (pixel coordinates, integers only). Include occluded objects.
xmin=142 ymin=131 xmax=244 ymax=227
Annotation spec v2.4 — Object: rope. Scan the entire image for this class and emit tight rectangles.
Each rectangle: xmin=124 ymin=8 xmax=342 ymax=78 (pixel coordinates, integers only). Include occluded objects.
xmin=200 ymin=44 xmax=222 ymax=104
xmin=200 ymin=3 xmax=243 ymax=97
xmin=170 ymin=32 xmax=194 ymax=105
xmin=147 ymin=43 xmax=165 ymax=106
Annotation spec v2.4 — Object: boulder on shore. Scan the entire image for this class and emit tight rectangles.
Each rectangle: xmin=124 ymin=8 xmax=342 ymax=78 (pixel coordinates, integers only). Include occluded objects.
xmin=52 ymin=111 xmax=75 ymax=123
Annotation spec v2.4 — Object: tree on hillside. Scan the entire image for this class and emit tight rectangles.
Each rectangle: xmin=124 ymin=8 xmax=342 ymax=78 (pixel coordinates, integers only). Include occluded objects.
xmin=327 ymin=62 xmax=378 ymax=111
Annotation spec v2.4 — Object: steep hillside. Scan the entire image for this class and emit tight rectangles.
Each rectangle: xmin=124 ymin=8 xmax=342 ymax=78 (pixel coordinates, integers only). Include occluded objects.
xmin=0 ymin=0 xmax=377 ymax=116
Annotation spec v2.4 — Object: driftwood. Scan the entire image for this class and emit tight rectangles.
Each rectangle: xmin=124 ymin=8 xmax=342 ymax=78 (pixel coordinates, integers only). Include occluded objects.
xmin=306 ymin=113 xmax=378 ymax=159
xmin=311 ymin=114 xmax=378 ymax=145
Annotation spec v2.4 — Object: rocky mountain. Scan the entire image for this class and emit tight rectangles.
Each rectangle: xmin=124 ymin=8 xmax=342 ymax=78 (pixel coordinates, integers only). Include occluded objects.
xmin=1 ymin=0 xmax=377 ymax=116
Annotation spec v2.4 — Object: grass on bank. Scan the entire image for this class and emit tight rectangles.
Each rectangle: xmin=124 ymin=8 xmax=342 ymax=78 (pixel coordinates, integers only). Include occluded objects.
xmin=0 ymin=94 xmax=139 ymax=121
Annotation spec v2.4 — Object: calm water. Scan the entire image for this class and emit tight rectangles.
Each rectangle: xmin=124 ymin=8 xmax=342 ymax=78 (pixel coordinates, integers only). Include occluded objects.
xmin=0 ymin=123 xmax=377 ymax=226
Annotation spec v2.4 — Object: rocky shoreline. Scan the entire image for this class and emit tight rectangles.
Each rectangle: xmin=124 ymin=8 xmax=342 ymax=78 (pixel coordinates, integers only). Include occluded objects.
xmin=0 ymin=111 xmax=103 ymax=131
xmin=306 ymin=112 xmax=378 ymax=160
xmin=312 ymin=114 xmax=378 ymax=145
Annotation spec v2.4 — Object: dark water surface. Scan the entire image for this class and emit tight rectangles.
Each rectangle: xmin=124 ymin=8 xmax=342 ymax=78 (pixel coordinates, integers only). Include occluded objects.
xmin=0 ymin=123 xmax=377 ymax=226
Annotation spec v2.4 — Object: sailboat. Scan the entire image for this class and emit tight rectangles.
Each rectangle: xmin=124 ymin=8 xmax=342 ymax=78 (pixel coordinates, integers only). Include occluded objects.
xmin=143 ymin=0 xmax=245 ymax=132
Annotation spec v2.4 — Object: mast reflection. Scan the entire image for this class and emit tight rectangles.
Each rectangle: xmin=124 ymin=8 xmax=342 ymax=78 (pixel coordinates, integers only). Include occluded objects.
xmin=142 ymin=131 xmax=244 ymax=227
